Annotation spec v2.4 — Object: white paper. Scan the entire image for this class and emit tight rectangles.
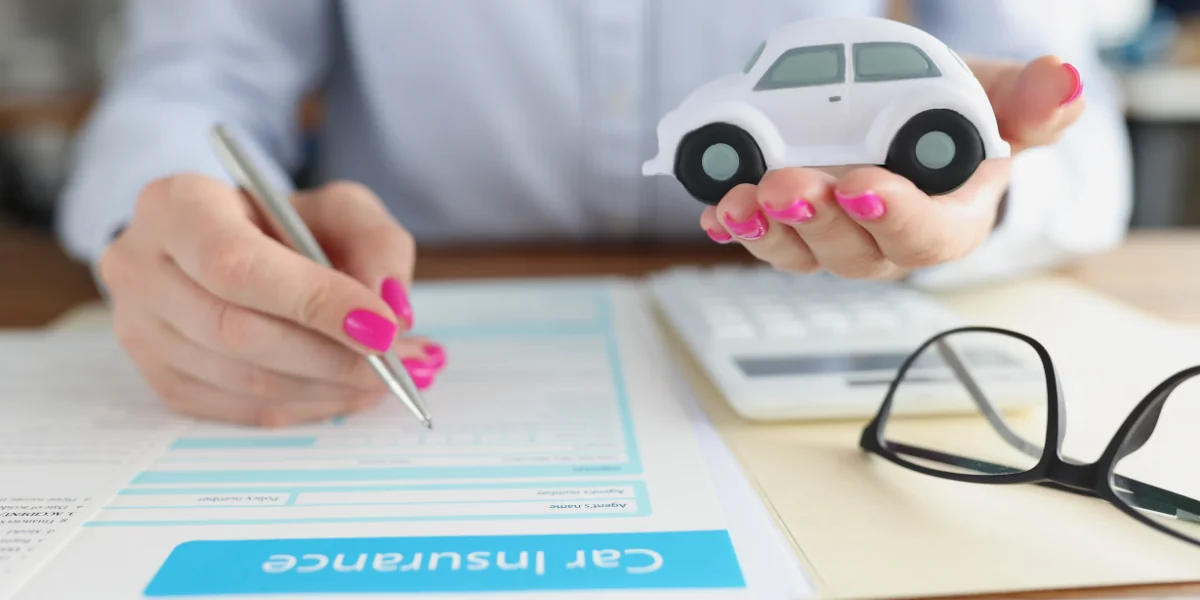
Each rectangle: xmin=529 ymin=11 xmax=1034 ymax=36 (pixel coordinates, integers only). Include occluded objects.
xmin=0 ymin=333 xmax=190 ymax=596
xmin=1 ymin=279 xmax=810 ymax=599
xmin=677 ymin=371 xmax=816 ymax=600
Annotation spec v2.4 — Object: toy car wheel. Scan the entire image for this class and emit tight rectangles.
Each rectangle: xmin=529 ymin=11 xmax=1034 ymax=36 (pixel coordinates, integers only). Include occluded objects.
xmin=673 ymin=123 xmax=766 ymax=205
xmin=885 ymin=109 xmax=984 ymax=196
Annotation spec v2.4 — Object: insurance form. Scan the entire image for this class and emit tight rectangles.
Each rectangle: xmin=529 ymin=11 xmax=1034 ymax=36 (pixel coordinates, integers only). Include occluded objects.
xmin=0 ymin=332 xmax=189 ymax=596
xmin=2 ymin=279 xmax=809 ymax=599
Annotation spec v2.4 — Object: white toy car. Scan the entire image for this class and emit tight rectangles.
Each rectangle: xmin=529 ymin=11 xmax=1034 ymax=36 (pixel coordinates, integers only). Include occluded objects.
xmin=642 ymin=16 xmax=1010 ymax=205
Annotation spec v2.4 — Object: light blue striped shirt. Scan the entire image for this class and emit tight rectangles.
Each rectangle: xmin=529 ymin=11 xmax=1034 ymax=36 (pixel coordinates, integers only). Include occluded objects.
xmin=58 ymin=0 xmax=1132 ymax=288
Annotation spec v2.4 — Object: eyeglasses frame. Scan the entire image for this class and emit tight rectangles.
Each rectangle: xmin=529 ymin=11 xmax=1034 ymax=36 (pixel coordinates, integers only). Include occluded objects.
xmin=858 ymin=325 xmax=1200 ymax=550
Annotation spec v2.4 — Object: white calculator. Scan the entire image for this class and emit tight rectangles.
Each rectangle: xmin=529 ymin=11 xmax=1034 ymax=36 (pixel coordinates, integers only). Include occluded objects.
xmin=648 ymin=264 xmax=1043 ymax=421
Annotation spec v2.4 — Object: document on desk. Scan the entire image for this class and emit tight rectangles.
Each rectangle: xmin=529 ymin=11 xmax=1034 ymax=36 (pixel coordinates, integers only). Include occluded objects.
xmin=0 ymin=333 xmax=190 ymax=597
xmin=1 ymin=279 xmax=811 ymax=599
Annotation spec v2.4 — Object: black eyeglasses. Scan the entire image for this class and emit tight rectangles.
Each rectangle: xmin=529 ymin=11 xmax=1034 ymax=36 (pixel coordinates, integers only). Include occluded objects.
xmin=859 ymin=326 xmax=1200 ymax=550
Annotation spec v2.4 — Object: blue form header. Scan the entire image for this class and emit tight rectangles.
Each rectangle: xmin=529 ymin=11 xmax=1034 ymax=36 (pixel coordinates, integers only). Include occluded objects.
xmin=144 ymin=529 xmax=745 ymax=596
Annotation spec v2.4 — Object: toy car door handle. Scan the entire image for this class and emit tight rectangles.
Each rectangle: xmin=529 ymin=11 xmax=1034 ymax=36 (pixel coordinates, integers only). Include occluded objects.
xmin=829 ymin=95 xmax=842 ymax=102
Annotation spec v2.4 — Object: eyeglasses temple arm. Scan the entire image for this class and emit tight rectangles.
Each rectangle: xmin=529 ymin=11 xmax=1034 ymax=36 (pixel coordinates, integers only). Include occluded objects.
xmin=935 ymin=339 xmax=1042 ymax=459
xmin=1111 ymin=473 xmax=1200 ymax=523
xmin=886 ymin=441 xmax=1200 ymax=522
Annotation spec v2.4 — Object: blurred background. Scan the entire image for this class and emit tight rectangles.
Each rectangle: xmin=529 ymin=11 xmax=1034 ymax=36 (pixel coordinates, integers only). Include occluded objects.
xmin=0 ymin=0 xmax=122 ymax=230
xmin=0 ymin=0 xmax=1198 ymax=325
xmin=1 ymin=0 xmax=1199 ymax=229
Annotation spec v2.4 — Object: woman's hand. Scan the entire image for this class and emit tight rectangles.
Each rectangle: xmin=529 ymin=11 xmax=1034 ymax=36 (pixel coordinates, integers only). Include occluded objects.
xmin=699 ymin=55 xmax=1086 ymax=278
xmin=99 ymin=176 xmax=446 ymax=426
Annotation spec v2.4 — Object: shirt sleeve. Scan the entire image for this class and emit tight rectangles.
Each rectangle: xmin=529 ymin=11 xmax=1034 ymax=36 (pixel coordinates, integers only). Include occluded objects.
xmin=902 ymin=0 xmax=1133 ymax=290
xmin=55 ymin=0 xmax=333 ymax=267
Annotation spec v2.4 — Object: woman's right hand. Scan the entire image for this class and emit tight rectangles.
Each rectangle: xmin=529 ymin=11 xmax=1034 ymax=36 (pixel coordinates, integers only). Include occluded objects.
xmin=98 ymin=174 xmax=445 ymax=426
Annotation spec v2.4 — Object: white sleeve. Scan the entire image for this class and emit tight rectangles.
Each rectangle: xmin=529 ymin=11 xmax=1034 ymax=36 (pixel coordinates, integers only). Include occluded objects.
xmin=54 ymin=0 xmax=333 ymax=267
xmin=903 ymin=0 xmax=1133 ymax=290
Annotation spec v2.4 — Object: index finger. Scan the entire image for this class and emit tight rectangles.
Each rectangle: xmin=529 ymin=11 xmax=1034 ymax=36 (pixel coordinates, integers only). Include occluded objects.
xmin=161 ymin=177 xmax=402 ymax=356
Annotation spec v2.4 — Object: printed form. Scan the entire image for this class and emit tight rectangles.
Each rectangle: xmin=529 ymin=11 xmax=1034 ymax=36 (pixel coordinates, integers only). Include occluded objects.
xmin=1 ymin=279 xmax=810 ymax=599
xmin=0 ymin=333 xmax=190 ymax=597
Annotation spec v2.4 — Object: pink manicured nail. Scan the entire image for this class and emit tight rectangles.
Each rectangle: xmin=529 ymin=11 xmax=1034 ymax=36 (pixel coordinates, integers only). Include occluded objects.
xmin=836 ymin=191 xmax=886 ymax=220
xmin=706 ymin=228 xmax=733 ymax=243
xmin=402 ymin=358 xmax=437 ymax=390
xmin=1061 ymin=63 xmax=1083 ymax=106
xmin=380 ymin=278 xmax=413 ymax=327
xmin=423 ymin=343 xmax=446 ymax=369
xmin=343 ymin=309 xmax=397 ymax=353
xmin=721 ymin=212 xmax=768 ymax=240
xmin=763 ymin=198 xmax=816 ymax=224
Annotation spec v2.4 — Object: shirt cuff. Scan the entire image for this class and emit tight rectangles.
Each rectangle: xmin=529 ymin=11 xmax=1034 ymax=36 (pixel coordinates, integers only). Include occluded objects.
xmin=58 ymin=120 xmax=291 ymax=268
xmin=61 ymin=122 xmax=293 ymax=295
xmin=905 ymin=144 xmax=1122 ymax=291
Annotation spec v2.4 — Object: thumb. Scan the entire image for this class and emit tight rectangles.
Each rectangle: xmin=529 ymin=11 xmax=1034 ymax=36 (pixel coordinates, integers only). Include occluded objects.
xmin=293 ymin=181 xmax=417 ymax=329
xmin=987 ymin=55 xmax=1086 ymax=153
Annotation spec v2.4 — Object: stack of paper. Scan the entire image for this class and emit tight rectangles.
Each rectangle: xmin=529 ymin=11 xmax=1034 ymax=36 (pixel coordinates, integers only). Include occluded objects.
xmin=0 ymin=279 xmax=810 ymax=599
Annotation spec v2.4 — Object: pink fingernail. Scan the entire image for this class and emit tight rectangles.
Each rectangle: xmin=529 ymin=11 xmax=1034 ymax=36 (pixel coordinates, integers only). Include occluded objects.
xmin=423 ymin=343 xmax=446 ymax=369
xmin=721 ymin=212 xmax=768 ymax=240
xmin=343 ymin=309 xmax=397 ymax=353
xmin=380 ymin=278 xmax=413 ymax=327
xmin=836 ymin=191 xmax=886 ymax=220
xmin=1061 ymin=63 xmax=1083 ymax=106
xmin=402 ymin=358 xmax=437 ymax=390
xmin=706 ymin=228 xmax=733 ymax=244
xmin=763 ymin=198 xmax=816 ymax=224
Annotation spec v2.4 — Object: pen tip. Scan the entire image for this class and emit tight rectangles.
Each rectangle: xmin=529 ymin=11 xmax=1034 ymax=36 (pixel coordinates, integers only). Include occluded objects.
xmin=423 ymin=419 xmax=434 ymax=430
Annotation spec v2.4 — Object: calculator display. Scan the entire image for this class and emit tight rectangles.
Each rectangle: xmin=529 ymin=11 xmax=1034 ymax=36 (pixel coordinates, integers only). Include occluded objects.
xmin=734 ymin=347 xmax=1019 ymax=379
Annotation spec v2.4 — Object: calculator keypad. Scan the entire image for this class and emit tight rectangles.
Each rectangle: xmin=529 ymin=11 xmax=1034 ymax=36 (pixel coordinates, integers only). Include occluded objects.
xmin=659 ymin=266 xmax=962 ymax=343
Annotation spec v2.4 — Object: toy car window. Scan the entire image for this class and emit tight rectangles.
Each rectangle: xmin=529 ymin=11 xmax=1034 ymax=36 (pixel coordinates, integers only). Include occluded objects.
xmin=852 ymin=42 xmax=941 ymax=82
xmin=754 ymin=44 xmax=844 ymax=90
xmin=743 ymin=41 xmax=766 ymax=73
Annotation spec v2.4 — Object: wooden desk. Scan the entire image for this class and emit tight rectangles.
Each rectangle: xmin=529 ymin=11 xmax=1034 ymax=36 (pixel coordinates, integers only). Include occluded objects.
xmin=0 ymin=221 xmax=758 ymax=327
xmin=0 ymin=92 xmax=325 ymax=134
xmin=0 ymin=222 xmax=101 ymax=328
xmin=1059 ymin=228 xmax=1200 ymax=324
xmin=6 ymin=223 xmax=1200 ymax=329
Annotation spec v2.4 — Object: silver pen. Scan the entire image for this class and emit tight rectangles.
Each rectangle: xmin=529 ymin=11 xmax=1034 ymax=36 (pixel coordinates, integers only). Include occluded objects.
xmin=208 ymin=123 xmax=433 ymax=429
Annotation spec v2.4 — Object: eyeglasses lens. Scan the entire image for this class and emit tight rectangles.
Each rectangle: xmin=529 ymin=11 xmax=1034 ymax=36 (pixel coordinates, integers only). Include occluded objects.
xmin=881 ymin=331 xmax=1048 ymax=476
xmin=1111 ymin=375 xmax=1200 ymax=545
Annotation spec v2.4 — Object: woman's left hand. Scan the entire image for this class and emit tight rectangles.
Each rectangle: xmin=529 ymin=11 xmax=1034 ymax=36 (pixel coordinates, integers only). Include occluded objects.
xmin=699 ymin=55 xmax=1086 ymax=278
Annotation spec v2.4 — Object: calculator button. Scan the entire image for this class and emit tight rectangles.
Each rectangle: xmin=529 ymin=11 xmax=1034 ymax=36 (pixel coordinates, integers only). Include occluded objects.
xmin=763 ymin=320 xmax=808 ymax=338
xmin=904 ymin=305 xmax=954 ymax=324
xmin=807 ymin=311 xmax=851 ymax=333
xmin=709 ymin=308 xmax=753 ymax=325
xmin=801 ymin=301 xmax=837 ymax=314
xmin=752 ymin=306 xmax=802 ymax=328
xmin=751 ymin=303 xmax=792 ymax=319
xmin=850 ymin=300 xmax=890 ymax=311
xmin=713 ymin=322 xmax=757 ymax=339
xmin=889 ymin=291 xmax=923 ymax=303
xmin=856 ymin=310 xmax=899 ymax=330
xmin=840 ymin=293 xmax=877 ymax=304
xmin=702 ymin=305 xmax=743 ymax=321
